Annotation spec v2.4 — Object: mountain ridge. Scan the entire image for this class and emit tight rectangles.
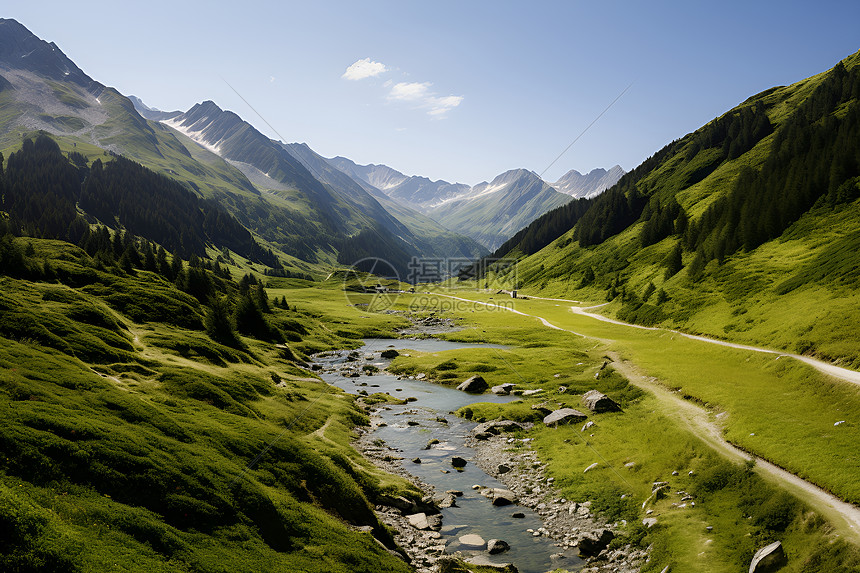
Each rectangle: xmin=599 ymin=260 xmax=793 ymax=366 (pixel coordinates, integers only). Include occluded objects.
xmin=327 ymin=156 xmax=623 ymax=250
xmin=502 ymin=49 xmax=860 ymax=367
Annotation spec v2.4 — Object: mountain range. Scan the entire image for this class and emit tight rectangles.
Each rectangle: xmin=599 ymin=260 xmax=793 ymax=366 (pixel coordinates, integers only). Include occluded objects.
xmin=328 ymin=157 xmax=623 ymax=250
xmin=0 ymin=17 xmax=624 ymax=267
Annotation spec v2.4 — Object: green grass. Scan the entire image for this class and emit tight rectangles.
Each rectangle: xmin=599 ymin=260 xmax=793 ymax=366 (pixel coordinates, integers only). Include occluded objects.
xmin=0 ymin=238 xmax=420 ymax=573
xmin=4 ymin=236 xmax=860 ymax=572
xmin=389 ymin=287 xmax=860 ymax=572
xmin=436 ymin=292 xmax=860 ymax=506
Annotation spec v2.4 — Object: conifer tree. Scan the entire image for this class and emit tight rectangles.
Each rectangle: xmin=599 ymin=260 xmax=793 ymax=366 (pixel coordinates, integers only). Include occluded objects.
xmin=664 ymin=243 xmax=683 ymax=279
xmin=205 ymin=296 xmax=240 ymax=347
xmin=255 ymin=285 xmax=270 ymax=313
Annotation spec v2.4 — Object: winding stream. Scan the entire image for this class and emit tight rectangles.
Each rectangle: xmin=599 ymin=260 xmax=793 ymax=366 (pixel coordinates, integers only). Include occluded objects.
xmin=315 ymin=337 xmax=583 ymax=573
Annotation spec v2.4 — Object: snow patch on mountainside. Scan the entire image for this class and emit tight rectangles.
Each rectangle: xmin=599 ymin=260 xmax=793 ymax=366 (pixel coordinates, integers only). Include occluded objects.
xmin=161 ymin=116 xmax=223 ymax=156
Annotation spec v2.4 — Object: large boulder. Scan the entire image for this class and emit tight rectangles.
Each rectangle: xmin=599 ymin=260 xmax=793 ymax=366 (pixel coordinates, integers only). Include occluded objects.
xmin=380 ymin=349 xmax=399 ymax=359
xmin=543 ymin=408 xmax=588 ymax=426
xmin=457 ymin=375 xmax=488 ymax=393
xmin=492 ymin=383 xmax=516 ymax=395
xmin=581 ymin=389 xmax=620 ymax=413
xmin=406 ymin=512 xmax=441 ymax=531
xmin=472 ymin=420 xmax=524 ymax=436
xmin=487 ymin=538 xmax=510 ymax=554
xmin=749 ymin=541 xmax=787 ymax=573
xmin=577 ymin=529 xmax=615 ymax=557
xmin=491 ymin=488 xmax=516 ymax=506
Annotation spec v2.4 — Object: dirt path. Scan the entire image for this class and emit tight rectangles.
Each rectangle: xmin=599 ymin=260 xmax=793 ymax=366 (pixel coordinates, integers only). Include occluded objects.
xmin=435 ymin=293 xmax=611 ymax=343
xmin=608 ymin=353 xmax=860 ymax=543
xmin=432 ymin=292 xmax=860 ymax=542
xmin=524 ymin=294 xmax=860 ymax=387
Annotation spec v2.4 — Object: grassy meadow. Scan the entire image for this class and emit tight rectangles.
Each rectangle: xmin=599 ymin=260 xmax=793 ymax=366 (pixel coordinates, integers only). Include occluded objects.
xmin=0 ymin=237 xmax=421 ymax=573
xmin=3 ymin=235 xmax=860 ymax=572
xmin=378 ymin=287 xmax=860 ymax=572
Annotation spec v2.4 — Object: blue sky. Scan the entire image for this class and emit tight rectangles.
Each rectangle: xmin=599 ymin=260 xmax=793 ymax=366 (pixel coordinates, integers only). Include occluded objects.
xmin=6 ymin=1 xmax=860 ymax=184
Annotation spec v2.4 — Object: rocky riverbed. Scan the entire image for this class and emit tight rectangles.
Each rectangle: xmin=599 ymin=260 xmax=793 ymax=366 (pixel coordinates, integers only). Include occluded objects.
xmin=469 ymin=432 xmax=647 ymax=573
xmin=317 ymin=317 xmax=649 ymax=573
xmin=355 ymin=417 xmax=449 ymax=573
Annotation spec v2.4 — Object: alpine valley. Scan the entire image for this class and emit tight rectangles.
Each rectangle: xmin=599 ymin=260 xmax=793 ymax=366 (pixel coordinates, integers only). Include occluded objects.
xmin=2 ymin=14 xmax=860 ymax=573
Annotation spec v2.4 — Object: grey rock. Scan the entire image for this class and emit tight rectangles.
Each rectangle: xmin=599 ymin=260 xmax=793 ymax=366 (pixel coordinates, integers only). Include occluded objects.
xmin=577 ymin=529 xmax=614 ymax=557
xmin=462 ymin=555 xmax=519 ymax=572
xmin=407 ymin=512 xmax=430 ymax=530
xmin=451 ymin=456 xmax=468 ymax=468
xmin=491 ymin=488 xmax=516 ymax=506
xmin=522 ymin=388 xmax=543 ymax=396
xmin=497 ymin=463 xmax=511 ymax=474
xmin=581 ymin=389 xmax=620 ymax=412
xmin=749 ymin=541 xmax=786 ymax=573
xmin=380 ymin=349 xmax=399 ymax=359
xmin=458 ymin=533 xmax=487 ymax=550
xmin=472 ymin=420 xmax=524 ymax=435
xmin=457 ymin=375 xmax=488 ymax=393
xmin=380 ymin=495 xmax=415 ymax=512
xmin=543 ymin=408 xmax=588 ymax=426
xmin=642 ymin=517 xmax=658 ymax=528
xmin=487 ymin=538 xmax=510 ymax=554
xmin=491 ymin=383 xmax=516 ymax=395
xmin=437 ymin=494 xmax=457 ymax=508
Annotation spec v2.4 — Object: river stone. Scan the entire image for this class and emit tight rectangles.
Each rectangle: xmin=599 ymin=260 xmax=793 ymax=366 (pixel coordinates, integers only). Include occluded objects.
xmin=491 ymin=488 xmax=516 ymax=506
xmin=581 ymin=389 xmax=620 ymax=412
xmin=438 ymin=494 xmax=458 ymax=508
xmin=457 ymin=375 xmax=488 ymax=393
xmin=412 ymin=457 xmax=421 ymax=464
xmin=749 ymin=541 xmax=787 ymax=572
xmin=472 ymin=420 xmax=524 ymax=435
xmin=487 ymin=538 xmax=510 ymax=554
xmin=491 ymin=383 xmax=516 ymax=395
xmin=458 ymin=534 xmax=487 ymax=550
xmin=380 ymin=349 xmax=399 ymax=359
xmin=497 ymin=463 xmax=511 ymax=474
xmin=451 ymin=456 xmax=468 ymax=468
xmin=543 ymin=408 xmax=589 ymax=426
xmin=511 ymin=512 xmax=525 ymax=518
xmin=441 ymin=524 xmax=468 ymax=534
xmin=462 ymin=556 xmax=518 ymax=572
xmin=380 ymin=495 xmax=415 ymax=512
xmin=407 ymin=512 xmax=431 ymax=530
xmin=577 ymin=529 xmax=614 ymax=557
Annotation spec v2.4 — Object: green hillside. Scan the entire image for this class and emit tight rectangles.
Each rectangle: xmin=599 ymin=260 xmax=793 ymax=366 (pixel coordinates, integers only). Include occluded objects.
xmin=499 ymin=50 xmax=860 ymax=368
xmin=0 ymin=235 xmax=418 ymax=573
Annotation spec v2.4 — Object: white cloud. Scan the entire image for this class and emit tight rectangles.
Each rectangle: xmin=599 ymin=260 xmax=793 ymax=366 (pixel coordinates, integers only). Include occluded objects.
xmin=342 ymin=58 xmax=388 ymax=80
xmin=387 ymin=82 xmax=463 ymax=118
xmin=269 ymin=76 xmax=275 ymax=83
xmin=388 ymin=81 xmax=432 ymax=101
xmin=427 ymin=95 xmax=464 ymax=116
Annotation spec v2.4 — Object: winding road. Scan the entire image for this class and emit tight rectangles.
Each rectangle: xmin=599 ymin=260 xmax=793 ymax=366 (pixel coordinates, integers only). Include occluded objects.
xmin=431 ymin=291 xmax=860 ymax=542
